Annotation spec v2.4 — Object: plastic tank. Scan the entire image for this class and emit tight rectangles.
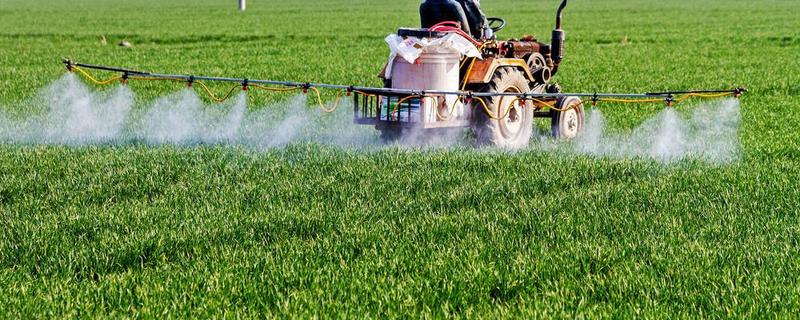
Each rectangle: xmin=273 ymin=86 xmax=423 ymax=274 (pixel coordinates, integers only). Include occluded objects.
xmin=390 ymin=51 xmax=462 ymax=123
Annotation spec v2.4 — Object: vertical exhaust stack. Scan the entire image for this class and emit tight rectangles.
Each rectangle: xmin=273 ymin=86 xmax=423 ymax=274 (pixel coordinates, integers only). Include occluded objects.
xmin=551 ymin=0 xmax=568 ymax=76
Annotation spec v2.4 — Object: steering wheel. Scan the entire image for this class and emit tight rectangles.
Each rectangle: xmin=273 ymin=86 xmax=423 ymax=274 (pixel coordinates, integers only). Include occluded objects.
xmin=487 ymin=17 xmax=507 ymax=33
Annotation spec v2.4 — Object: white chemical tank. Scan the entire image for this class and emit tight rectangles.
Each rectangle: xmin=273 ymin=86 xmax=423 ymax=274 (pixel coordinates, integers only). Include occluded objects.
xmin=391 ymin=51 xmax=462 ymax=123
xmin=385 ymin=31 xmax=475 ymax=124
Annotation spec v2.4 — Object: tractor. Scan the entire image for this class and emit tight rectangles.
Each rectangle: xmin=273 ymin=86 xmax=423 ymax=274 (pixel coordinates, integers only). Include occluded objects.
xmin=353 ymin=0 xmax=584 ymax=147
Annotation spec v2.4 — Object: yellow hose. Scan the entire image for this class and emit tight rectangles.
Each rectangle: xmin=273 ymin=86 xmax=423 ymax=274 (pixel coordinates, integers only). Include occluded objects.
xmin=427 ymin=96 xmax=463 ymax=121
xmin=675 ymin=92 xmax=731 ymax=102
xmin=194 ymin=80 xmax=239 ymax=103
xmin=461 ymin=58 xmax=477 ymax=91
xmin=474 ymin=85 xmax=526 ymax=120
xmin=127 ymin=75 xmax=185 ymax=82
xmin=71 ymin=66 xmax=122 ymax=85
xmin=249 ymin=83 xmax=302 ymax=93
xmin=353 ymin=90 xmax=378 ymax=98
xmin=532 ymin=98 xmax=579 ymax=112
xmin=389 ymin=95 xmax=422 ymax=121
xmin=308 ymin=87 xmax=343 ymax=113
xmin=601 ymin=97 xmax=664 ymax=104
xmin=473 ymin=97 xmax=500 ymax=119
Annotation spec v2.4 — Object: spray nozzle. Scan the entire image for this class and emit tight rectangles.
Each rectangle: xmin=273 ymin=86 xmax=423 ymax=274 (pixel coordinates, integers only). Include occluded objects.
xmin=187 ymin=76 xmax=194 ymax=88
xmin=346 ymin=86 xmax=354 ymax=96
xmin=518 ymin=94 xmax=528 ymax=109
xmin=734 ymin=87 xmax=746 ymax=99
xmin=241 ymin=79 xmax=249 ymax=91
xmin=63 ymin=59 xmax=73 ymax=72
xmin=665 ymin=95 xmax=674 ymax=108
xmin=121 ymin=72 xmax=129 ymax=86
xmin=591 ymin=93 xmax=598 ymax=107
xmin=303 ymin=83 xmax=310 ymax=94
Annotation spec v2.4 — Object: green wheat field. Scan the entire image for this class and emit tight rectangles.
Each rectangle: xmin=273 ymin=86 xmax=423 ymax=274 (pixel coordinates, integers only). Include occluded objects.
xmin=1 ymin=0 xmax=799 ymax=317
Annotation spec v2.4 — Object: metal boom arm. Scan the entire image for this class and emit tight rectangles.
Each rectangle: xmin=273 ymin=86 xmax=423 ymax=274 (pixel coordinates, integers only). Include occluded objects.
xmin=62 ymin=59 xmax=746 ymax=103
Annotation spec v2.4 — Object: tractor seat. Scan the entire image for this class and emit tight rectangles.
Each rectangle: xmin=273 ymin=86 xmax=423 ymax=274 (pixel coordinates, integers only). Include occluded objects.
xmin=419 ymin=0 xmax=473 ymax=37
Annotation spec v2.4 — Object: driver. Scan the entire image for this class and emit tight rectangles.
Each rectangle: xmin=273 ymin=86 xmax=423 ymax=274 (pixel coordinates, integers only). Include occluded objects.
xmin=420 ymin=0 xmax=491 ymax=40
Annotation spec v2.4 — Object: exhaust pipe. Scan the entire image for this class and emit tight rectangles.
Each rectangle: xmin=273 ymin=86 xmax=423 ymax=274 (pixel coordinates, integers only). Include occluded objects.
xmin=551 ymin=0 xmax=567 ymax=76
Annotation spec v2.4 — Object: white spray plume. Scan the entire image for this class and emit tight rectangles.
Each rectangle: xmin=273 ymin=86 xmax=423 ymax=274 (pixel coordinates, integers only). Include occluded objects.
xmin=0 ymin=74 xmax=133 ymax=145
xmin=573 ymin=99 xmax=741 ymax=163
xmin=0 ymin=74 xmax=742 ymax=163
xmin=133 ymin=89 xmax=248 ymax=145
xmin=0 ymin=74 xmax=378 ymax=148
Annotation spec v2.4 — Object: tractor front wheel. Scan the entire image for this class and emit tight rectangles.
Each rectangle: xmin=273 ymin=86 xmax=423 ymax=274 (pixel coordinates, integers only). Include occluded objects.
xmin=471 ymin=68 xmax=534 ymax=148
xmin=550 ymin=96 xmax=585 ymax=139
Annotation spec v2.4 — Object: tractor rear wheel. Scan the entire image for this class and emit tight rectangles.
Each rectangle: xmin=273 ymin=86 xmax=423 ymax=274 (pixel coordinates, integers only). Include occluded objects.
xmin=550 ymin=96 xmax=585 ymax=139
xmin=471 ymin=68 xmax=534 ymax=148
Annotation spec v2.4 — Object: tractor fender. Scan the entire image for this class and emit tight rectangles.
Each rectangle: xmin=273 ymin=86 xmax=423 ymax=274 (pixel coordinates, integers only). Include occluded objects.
xmin=464 ymin=58 xmax=534 ymax=85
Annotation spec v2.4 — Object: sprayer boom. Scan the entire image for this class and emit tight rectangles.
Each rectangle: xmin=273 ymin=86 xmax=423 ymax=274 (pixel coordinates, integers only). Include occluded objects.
xmin=62 ymin=59 xmax=744 ymax=103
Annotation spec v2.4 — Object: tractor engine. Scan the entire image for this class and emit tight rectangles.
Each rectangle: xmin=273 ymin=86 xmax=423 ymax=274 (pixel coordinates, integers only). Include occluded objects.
xmin=497 ymin=37 xmax=555 ymax=84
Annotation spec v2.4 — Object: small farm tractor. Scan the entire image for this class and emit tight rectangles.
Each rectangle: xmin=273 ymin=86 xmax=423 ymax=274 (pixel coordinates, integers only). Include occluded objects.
xmin=360 ymin=0 xmax=580 ymax=147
